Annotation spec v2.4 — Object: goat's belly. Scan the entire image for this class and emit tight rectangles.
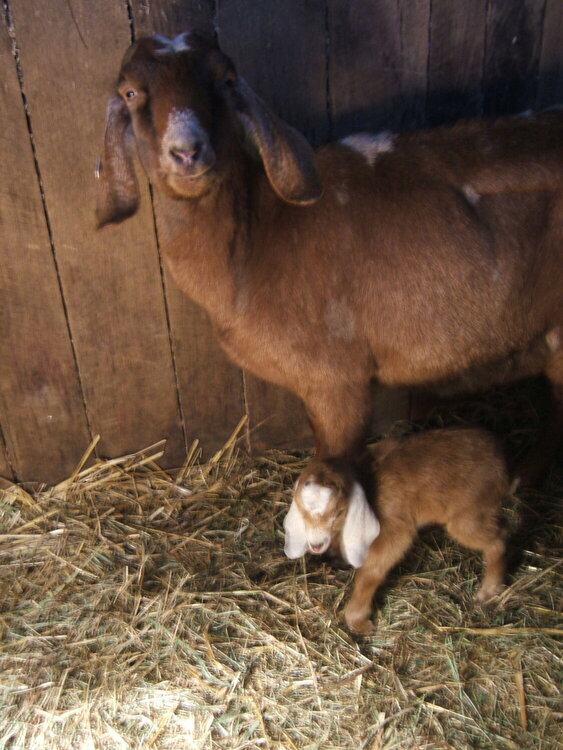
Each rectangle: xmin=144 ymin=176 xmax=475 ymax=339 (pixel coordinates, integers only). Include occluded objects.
xmin=374 ymin=334 xmax=549 ymax=391
xmin=432 ymin=346 xmax=549 ymax=395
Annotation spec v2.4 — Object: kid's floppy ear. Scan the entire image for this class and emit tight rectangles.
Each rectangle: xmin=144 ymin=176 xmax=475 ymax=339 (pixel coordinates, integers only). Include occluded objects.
xmin=283 ymin=500 xmax=308 ymax=559
xmin=96 ymin=94 xmax=140 ymax=227
xmin=341 ymin=483 xmax=380 ymax=568
xmin=232 ymin=78 xmax=322 ymax=206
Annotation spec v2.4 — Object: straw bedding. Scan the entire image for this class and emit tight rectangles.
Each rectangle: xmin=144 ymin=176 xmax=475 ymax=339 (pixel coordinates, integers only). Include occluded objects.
xmin=1 ymin=401 xmax=561 ymax=749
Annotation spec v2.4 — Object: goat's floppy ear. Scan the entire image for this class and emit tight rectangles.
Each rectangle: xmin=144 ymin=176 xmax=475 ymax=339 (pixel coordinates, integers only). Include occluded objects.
xmin=233 ymin=78 xmax=322 ymax=206
xmin=96 ymin=94 xmax=140 ymax=228
xmin=283 ymin=500 xmax=309 ymax=559
xmin=341 ymin=483 xmax=380 ymax=569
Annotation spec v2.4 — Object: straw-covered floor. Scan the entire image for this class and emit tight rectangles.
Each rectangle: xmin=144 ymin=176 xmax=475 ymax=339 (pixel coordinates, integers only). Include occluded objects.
xmin=1 ymin=390 xmax=562 ymax=749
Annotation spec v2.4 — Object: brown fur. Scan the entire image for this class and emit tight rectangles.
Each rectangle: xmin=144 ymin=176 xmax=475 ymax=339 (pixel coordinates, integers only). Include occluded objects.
xmin=299 ymin=429 xmax=510 ymax=634
xmin=97 ymin=33 xmax=563 ymax=482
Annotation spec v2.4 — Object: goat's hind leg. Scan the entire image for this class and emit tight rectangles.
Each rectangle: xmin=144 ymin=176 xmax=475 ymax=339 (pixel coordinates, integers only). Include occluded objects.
xmin=475 ymin=532 xmax=508 ymax=603
xmin=446 ymin=513 xmax=507 ymax=603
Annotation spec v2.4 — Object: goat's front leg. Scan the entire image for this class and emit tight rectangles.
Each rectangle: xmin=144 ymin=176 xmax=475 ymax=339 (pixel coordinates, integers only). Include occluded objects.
xmin=303 ymin=381 xmax=372 ymax=460
xmin=344 ymin=524 xmax=414 ymax=634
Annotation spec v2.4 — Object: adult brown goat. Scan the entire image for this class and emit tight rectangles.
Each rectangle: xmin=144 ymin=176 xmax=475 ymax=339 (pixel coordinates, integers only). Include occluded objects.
xmin=97 ymin=32 xmax=563 ymax=483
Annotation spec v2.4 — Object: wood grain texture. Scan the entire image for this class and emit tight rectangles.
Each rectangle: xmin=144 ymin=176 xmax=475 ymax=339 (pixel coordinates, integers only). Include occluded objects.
xmin=0 ymin=14 xmax=91 ymax=482
xmin=328 ymin=0 xmax=431 ymax=137
xmin=426 ymin=0 xmax=487 ymax=124
xmin=8 ymin=0 xmax=185 ymax=468
xmin=483 ymin=0 xmax=545 ymax=115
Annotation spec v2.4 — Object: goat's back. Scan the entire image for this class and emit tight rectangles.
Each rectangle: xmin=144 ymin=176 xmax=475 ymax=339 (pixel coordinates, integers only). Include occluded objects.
xmin=243 ymin=113 xmax=563 ymax=389
xmin=372 ymin=429 xmax=509 ymax=528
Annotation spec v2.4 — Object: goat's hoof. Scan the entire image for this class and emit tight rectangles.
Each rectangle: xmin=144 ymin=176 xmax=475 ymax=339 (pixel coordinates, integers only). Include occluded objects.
xmin=474 ymin=583 xmax=505 ymax=604
xmin=345 ymin=614 xmax=375 ymax=635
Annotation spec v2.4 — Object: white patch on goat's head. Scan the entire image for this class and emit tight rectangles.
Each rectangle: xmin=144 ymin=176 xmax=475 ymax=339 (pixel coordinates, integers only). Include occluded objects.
xmin=340 ymin=131 xmax=396 ymax=166
xmin=324 ymin=299 xmax=356 ymax=341
xmin=462 ymin=184 xmax=480 ymax=206
xmin=284 ymin=488 xmax=333 ymax=559
xmin=153 ymin=33 xmax=191 ymax=54
xmin=300 ymin=481 xmax=334 ymax=516
xmin=163 ymin=108 xmax=204 ymax=141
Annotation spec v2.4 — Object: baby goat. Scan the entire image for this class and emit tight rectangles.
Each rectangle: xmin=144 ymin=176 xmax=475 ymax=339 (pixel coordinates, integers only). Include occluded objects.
xmin=284 ymin=428 xmax=509 ymax=634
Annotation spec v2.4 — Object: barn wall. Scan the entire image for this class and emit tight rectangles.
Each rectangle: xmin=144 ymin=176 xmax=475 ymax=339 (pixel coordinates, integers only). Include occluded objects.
xmin=1 ymin=0 xmax=562 ymax=483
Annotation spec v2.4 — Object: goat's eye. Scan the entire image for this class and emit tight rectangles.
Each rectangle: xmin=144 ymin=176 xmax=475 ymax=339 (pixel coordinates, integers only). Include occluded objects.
xmin=124 ymin=89 xmax=138 ymax=100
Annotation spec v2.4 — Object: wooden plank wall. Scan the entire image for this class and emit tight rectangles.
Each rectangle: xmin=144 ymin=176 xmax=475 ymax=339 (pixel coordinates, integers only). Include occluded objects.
xmin=1 ymin=0 xmax=562 ymax=484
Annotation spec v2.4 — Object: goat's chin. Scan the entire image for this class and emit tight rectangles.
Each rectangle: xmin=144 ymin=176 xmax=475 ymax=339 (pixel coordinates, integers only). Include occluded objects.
xmin=158 ymin=169 xmax=217 ymax=199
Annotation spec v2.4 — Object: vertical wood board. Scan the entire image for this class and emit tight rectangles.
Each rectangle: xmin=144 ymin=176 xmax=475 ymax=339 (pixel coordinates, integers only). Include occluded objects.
xmin=218 ymin=0 xmax=329 ymax=145
xmin=483 ymin=0 xmax=545 ymax=115
xmin=9 ymin=0 xmax=185 ymax=466
xmin=426 ymin=0 xmax=487 ymax=124
xmin=328 ymin=0 xmax=431 ymax=137
xmin=0 ymin=15 xmax=91 ymax=482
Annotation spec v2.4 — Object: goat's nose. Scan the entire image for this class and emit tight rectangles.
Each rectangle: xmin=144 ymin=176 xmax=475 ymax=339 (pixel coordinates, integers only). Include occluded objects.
xmin=310 ymin=543 xmax=325 ymax=554
xmin=169 ymin=142 xmax=202 ymax=168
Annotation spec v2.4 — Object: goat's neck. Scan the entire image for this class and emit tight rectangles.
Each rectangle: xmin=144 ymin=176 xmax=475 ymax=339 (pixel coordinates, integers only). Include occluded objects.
xmin=157 ymin=169 xmax=251 ymax=324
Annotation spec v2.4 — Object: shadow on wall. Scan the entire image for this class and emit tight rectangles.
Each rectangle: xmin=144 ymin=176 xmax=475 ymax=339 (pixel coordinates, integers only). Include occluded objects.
xmin=329 ymin=64 xmax=563 ymax=146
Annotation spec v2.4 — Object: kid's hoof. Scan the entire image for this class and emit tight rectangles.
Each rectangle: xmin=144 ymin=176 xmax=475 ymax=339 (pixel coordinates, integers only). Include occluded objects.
xmin=345 ymin=613 xmax=375 ymax=635
xmin=474 ymin=583 xmax=505 ymax=604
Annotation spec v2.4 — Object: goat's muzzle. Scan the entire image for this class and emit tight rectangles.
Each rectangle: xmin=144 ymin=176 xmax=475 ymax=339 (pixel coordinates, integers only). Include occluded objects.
xmin=164 ymin=140 xmax=215 ymax=175
xmin=159 ymin=109 xmax=217 ymax=195
xmin=309 ymin=541 xmax=330 ymax=555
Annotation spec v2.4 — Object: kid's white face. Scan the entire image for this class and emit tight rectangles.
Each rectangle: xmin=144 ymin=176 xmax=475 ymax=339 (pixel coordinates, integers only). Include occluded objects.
xmin=283 ymin=480 xmax=336 ymax=559
xmin=299 ymin=480 xmax=335 ymax=553
xmin=283 ymin=511 xmax=332 ymax=557
xmin=283 ymin=480 xmax=381 ymax=568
